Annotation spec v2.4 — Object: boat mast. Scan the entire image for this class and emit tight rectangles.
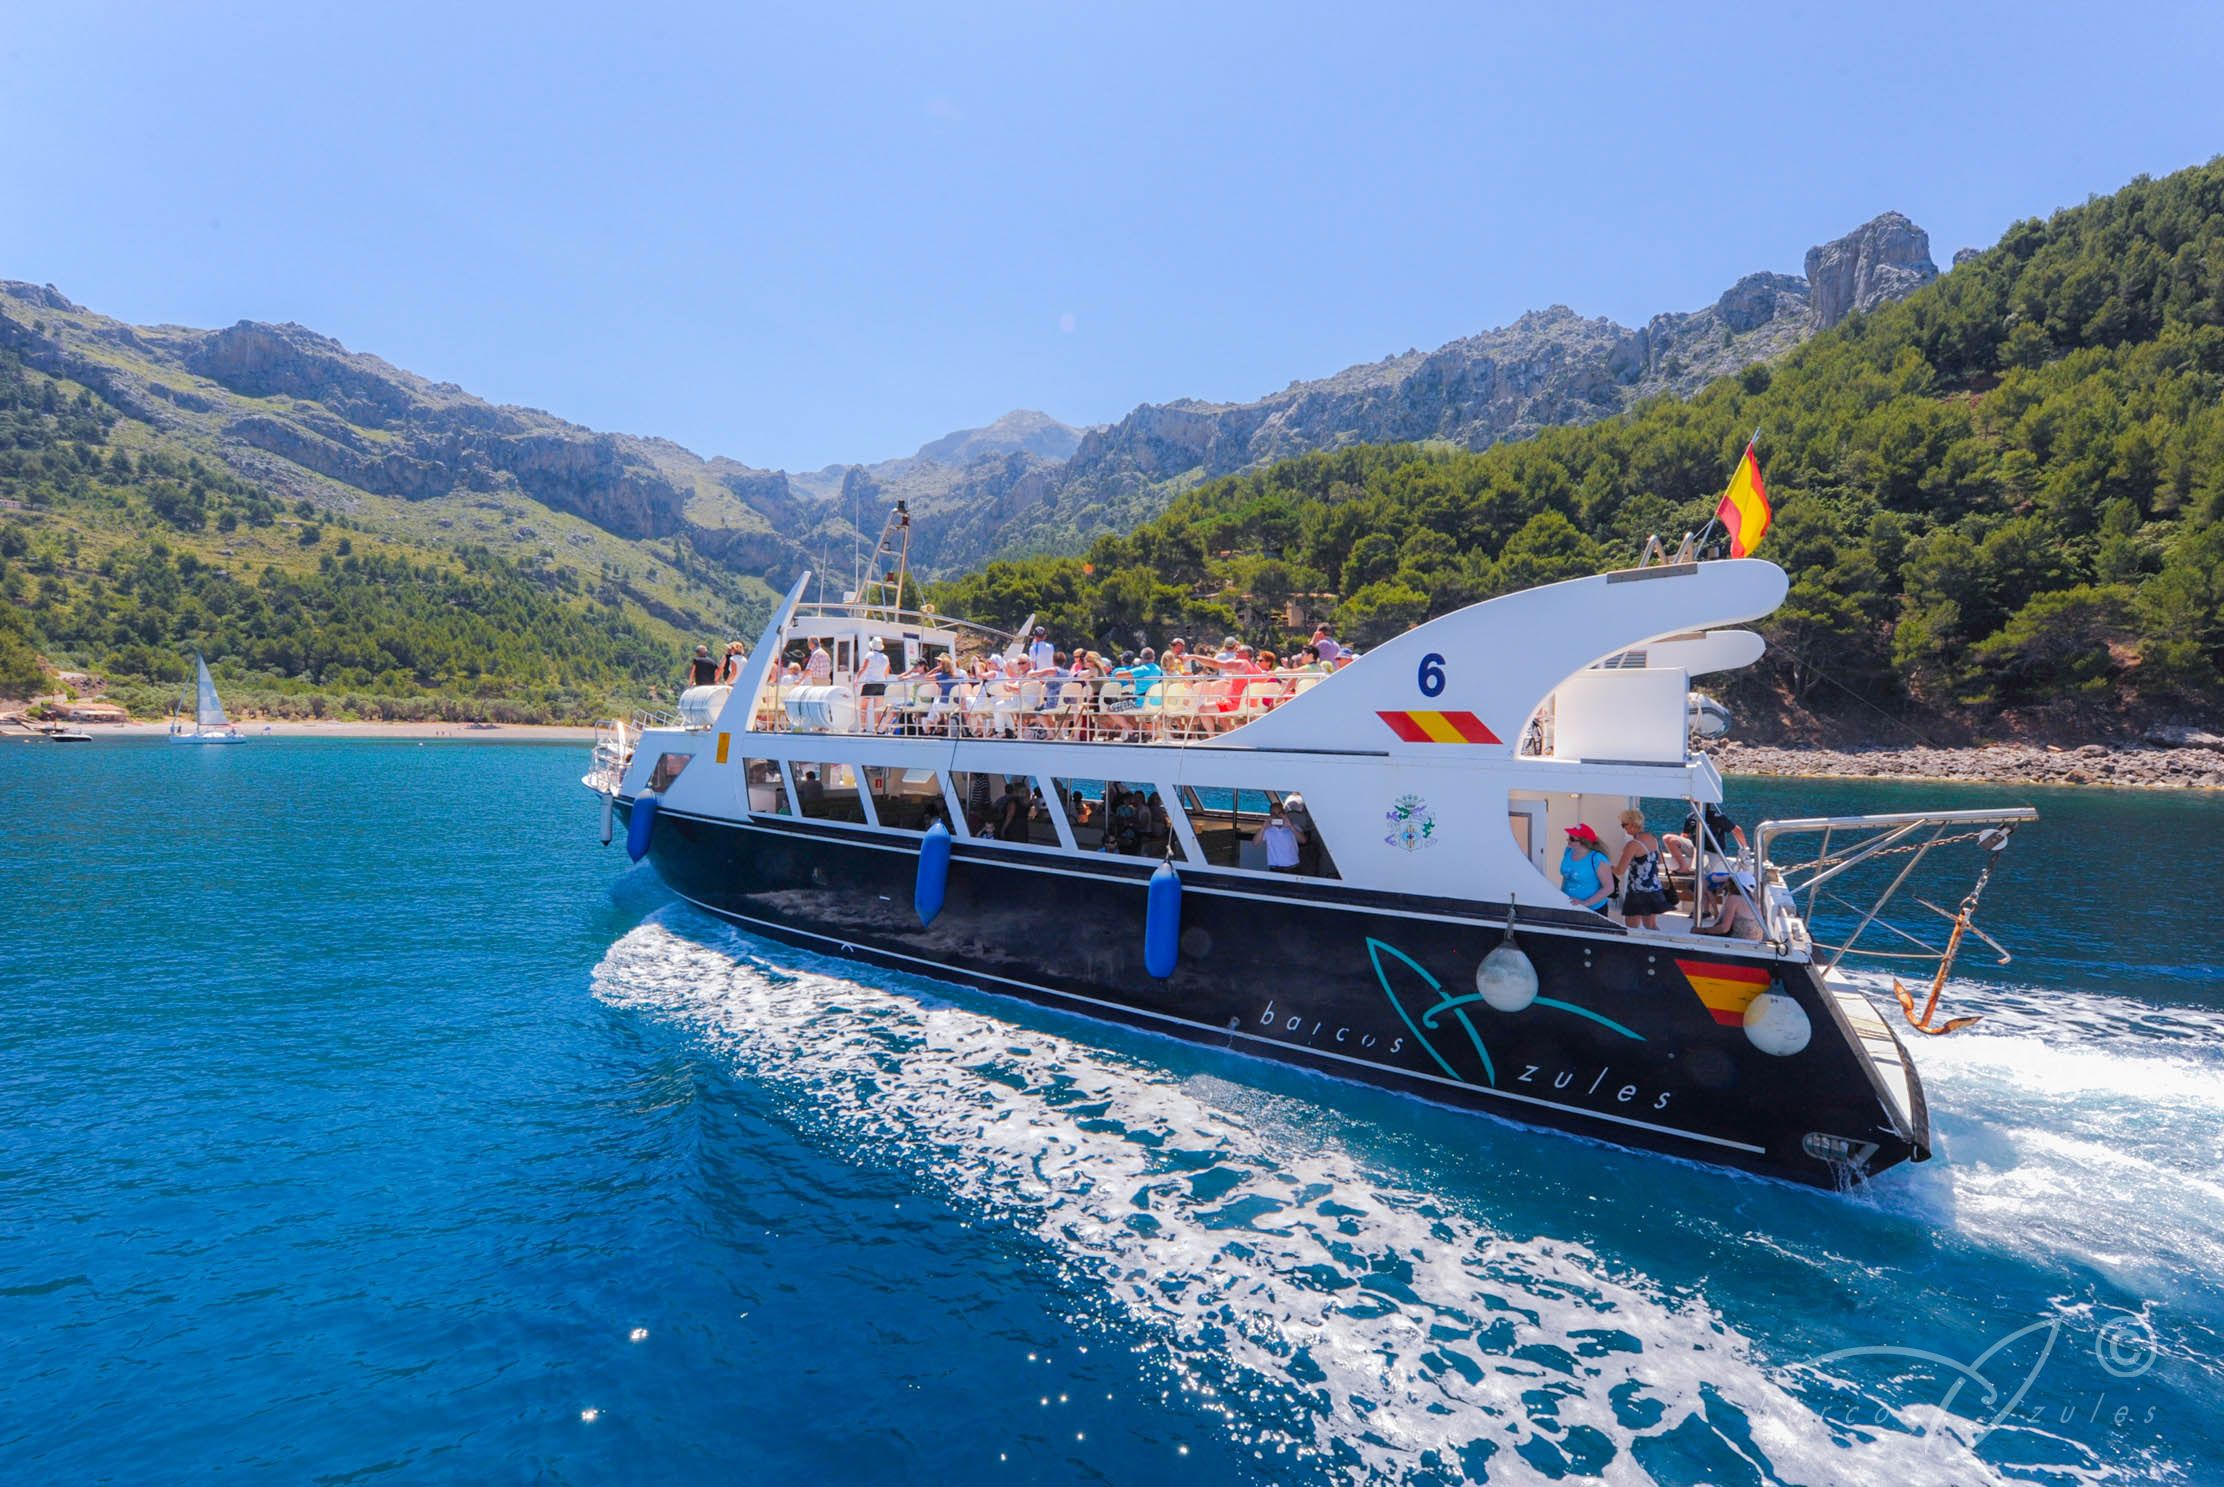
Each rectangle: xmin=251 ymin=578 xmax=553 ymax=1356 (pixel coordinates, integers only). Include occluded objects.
xmin=860 ymin=501 xmax=913 ymax=621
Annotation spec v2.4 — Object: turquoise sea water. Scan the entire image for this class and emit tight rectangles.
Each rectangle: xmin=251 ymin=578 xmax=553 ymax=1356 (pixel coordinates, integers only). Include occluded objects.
xmin=4 ymin=738 xmax=2221 ymax=1484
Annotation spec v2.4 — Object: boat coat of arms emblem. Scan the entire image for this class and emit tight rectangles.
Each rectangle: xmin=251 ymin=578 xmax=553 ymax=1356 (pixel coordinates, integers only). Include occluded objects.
xmin=1384 ymin=794 xmax=1438 ymax=852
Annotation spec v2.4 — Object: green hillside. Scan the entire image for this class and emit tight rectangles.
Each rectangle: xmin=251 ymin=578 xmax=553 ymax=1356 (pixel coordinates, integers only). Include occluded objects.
xmin=0 ymin=347 xmax=694 ymax=720
xmin=934 ymin=158 xmax=2224 ymax=737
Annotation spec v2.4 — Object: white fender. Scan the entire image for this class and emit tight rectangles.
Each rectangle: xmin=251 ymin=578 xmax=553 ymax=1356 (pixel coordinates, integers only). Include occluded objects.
xmin=1744 ymin=991 xmax=1813 ymax=1056
xmin=1475 ymin=941 xmax=1540 ymax=1012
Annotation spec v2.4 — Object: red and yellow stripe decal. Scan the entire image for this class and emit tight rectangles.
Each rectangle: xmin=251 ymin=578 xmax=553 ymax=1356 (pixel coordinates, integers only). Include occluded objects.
xmin=1675 ymin=958 xmax=1772 ymax=1026
xmin=1377 ymin=710 xmax=1500 ymax=745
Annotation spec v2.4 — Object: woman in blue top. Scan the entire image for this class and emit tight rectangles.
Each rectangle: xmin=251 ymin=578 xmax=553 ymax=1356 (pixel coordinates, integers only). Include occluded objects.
xmin=1559 ymin=823 xmax=1616 ymax=915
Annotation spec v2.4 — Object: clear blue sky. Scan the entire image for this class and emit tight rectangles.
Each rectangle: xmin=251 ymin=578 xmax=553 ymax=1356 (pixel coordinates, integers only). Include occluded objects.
xmin=4 ymin=3 xmax=2221 ymax=471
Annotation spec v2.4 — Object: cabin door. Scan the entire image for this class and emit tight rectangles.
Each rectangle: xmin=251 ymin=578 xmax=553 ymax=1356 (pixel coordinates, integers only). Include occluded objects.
xmin=1508 ymin=800 xmax=1549 ymax=877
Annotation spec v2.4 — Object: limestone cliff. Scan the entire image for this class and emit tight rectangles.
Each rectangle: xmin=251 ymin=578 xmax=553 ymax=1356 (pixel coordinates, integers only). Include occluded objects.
xmin=969 ymin=214 xmax=1935 ymax=563
xmin=1804 ymin=212 xmax=1938 ymax=328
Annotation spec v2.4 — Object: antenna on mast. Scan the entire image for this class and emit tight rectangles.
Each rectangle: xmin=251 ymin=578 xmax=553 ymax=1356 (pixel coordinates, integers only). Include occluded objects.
xmin=859 ymin=501 xmax=913 ymax=620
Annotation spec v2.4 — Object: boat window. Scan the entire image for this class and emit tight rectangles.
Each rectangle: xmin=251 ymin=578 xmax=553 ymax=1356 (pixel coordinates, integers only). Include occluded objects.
xmin=788 ymin=760 xmax=869 ymax=824
xmin=1052 ymin=777 xmax=1179 ymax=858
xmin=953 ymin=771 xmax=1064 ymax=847
xmin=648 ymin=752 xmax=692 ymax=792
xmin=744 ymin=758 xmax=793 ymax=816
xmin=862 ymin=766 xmax=950 ymax=832
xmin=1177 ymin=785 xmax=1339 ymax=879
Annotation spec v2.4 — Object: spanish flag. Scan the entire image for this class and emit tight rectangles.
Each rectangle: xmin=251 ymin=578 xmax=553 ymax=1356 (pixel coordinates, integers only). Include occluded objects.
xmin=1714 ymin=441 xmax=1771 ymax=558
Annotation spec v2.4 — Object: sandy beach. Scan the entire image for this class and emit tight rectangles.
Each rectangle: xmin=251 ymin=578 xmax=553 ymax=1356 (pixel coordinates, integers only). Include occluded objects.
xmin=6 ymin=719 xmax=598 ymax=743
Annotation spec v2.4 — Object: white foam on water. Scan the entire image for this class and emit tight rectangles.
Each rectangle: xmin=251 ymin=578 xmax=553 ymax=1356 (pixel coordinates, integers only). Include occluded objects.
xmin=592 ymin=917 xmax=2148 ymax=1486
xmin=1835 ymin=972 xmax=2224 ymax=1294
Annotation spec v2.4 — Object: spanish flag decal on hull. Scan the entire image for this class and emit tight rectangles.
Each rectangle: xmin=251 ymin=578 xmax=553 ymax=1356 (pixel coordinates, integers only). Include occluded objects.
xmin=1675 ymin=958 xmax=1773 ymax=1027
xmin=1377 ymin=710 xmax=1500 ymax=744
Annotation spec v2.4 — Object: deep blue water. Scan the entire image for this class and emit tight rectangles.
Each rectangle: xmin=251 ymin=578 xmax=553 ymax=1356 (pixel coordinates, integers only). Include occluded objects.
xmin=4 ymin=738 xmax=2220 ymax=1485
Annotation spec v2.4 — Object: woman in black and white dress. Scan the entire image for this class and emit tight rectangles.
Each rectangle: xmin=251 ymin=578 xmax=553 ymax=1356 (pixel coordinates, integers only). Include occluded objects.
xmin=1615 ymin=808 xmax=1674 ymax=930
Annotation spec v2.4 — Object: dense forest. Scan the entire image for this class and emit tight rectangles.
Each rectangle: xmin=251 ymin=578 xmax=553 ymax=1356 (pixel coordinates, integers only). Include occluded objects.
xmin=0 ymin=347 xmax=678 ymax=719
xmin=934 ymin=159 xmax=2224 ymax=737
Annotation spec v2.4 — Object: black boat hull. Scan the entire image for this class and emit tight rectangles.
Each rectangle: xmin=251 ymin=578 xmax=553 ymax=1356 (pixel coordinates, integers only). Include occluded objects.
xmin=620 ymin=799 xmax=1928 ymax=1188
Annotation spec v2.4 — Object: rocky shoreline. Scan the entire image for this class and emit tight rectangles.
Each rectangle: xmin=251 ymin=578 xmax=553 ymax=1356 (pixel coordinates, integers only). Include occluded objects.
xmin=1704 ymin=739 xmax=2224 ymax=790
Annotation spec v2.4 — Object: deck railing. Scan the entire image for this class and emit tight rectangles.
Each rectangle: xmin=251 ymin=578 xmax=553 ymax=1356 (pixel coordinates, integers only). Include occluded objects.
xmin=745 ymin=668 xmax=1336 ymax=743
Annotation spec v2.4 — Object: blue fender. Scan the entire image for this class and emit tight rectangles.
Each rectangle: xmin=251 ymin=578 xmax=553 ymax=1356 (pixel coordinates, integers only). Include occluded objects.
xmin=625 ymin=791 xmax=660 ymax=862
xmin=1144 ymin=859 xmax=1182 ymax=979
xmin=914 ymin=819 xmax=952 ymax=925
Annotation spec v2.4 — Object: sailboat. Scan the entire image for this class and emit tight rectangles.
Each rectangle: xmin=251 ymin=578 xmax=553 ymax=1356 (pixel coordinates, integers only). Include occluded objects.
xmin=169 ymin=652 xmax=246 ymax=745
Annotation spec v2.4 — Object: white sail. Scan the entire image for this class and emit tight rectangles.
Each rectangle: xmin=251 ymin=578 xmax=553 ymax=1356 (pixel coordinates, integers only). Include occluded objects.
xmin=194 ymin=653 xmax=229 ymax=727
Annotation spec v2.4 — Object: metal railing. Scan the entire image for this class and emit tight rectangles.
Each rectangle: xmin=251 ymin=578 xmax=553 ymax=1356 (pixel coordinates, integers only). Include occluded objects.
xmin=588 ymin=719 xmax=629 ymax=794
xmin=1753 ymin=807 xmax=2038 ymax=963
xmin=744 ymin=668 xmax=1337 ymax=743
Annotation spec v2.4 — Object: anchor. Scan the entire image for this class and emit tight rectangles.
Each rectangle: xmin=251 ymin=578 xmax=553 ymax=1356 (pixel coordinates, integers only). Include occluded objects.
xmin=1891 ymin=827 xmax=2012 ymax=1036
xmin=1891 ymin=895 xmax=1987 ymax=1035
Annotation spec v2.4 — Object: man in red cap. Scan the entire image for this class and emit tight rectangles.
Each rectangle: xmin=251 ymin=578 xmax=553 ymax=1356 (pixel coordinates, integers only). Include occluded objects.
xmin=1559 ymin=823 xmax=1617 ymax=915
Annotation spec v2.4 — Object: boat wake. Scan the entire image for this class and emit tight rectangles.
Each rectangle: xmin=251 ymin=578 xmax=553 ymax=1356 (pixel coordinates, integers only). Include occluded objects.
xmin=587 ymin=912 xmax=2224 ymax=1485
xmin=1842 ymin=969 xmax=2224 ymax=1296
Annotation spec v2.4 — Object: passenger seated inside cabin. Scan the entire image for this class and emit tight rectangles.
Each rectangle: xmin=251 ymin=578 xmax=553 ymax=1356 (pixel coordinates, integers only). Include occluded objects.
xmin=993 ymin=778 xmax=1032 ymax=841
xmin=1559 ymin=823 xmax=1616 ymax=916
xmin=1106 ymin=788 xmax=1145 ymax=854
xmin=1282 ymin=791 xmax=1325 ymax=876
xmin=965 ymin=771 xmax=994 ymax=834
xmin=688 ymin=644 xmax=720 ymax=688
xmin=796 ymin=768 xmax=828 ymax=810
xmin=1694 ymin=872 xmax=1766 ymax=940
xmin=1253 ymin=804 xmax=1302 ymax=874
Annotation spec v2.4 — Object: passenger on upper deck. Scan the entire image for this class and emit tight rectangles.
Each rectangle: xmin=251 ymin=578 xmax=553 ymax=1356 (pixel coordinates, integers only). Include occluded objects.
xmin=717 ymin=640 xmax=747 ymax=685
xmin=688 ymin=644 xmax=720 ymax=688
xmin=1310 ymin=625 xmax=1345 ymax=665
xmin=857 ymin=636 xmax=891 ymax=733
xmin=804 ymin=638 xmax=832 ymax=685
xmin=1202 ymin=644 xmax=1264 ymax=730
xmin=1028 ymin=626 xmax=1054 ymax=673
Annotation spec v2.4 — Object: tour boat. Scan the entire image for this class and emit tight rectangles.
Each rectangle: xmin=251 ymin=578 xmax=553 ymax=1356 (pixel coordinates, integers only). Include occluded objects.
xmin=587 ymin=508 xmax=2033 ymax=1190
xmin=169 ymin=652 xmax=246 ymax=745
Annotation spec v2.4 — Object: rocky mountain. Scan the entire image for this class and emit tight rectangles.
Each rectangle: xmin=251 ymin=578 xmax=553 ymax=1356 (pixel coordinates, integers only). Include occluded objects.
xmin=976 ymin=213 xmax=1937 ymax=560
xmin=0 ymin=290 xmax=840 ymax=597
xmin=0 ymin=209 xmax=1935 ymax=618
xmin=1803 ymin=211 xmax=1937 ymax=327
